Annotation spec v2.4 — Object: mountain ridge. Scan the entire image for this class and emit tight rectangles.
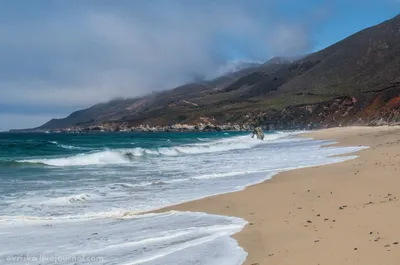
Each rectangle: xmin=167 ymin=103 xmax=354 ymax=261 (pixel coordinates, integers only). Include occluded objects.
xmin=18 ymin=14 xmax=400 ymax=132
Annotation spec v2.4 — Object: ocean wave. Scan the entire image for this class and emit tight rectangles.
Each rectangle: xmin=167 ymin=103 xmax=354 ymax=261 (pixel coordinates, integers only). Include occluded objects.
xmin=44 ymin=193 xmax=96 ymax=205
xmin=107 ymin=171 xmax=263 ymax=192
xmin=108 ymin=180 xmax=181 ymax=190
xmin=19 ymin=150 xmax=130 ymax=166
xmin=17 ymin=133 xmax=290 ymax=167
xmin=49 ymin=141 xmax=88 ymax=150
xmin=0 ymin=160 xmax=47 ymax=167
xmin=190 ymin=171 xmax=260 ymax=180
xmin=0 ymin=208 xmax=201 ymax=226
xmin=0 ymin=209 xmax=146 ymax=224
xmin=0 ymin=211 xmax=247 ymax=265
xmin=3 ymin=140 xmax=62 ymax=150
xmin=136 ymin=133 xmax=286 ymax=156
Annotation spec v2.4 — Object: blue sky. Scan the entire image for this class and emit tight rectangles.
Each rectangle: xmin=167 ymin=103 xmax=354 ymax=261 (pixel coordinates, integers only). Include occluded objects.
xmin=0 ymin=0 xmax=399 ymax=130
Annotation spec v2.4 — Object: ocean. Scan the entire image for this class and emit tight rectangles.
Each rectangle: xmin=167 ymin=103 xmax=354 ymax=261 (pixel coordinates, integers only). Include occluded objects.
xmin=0 ymin=131 xmax=365 ymax=264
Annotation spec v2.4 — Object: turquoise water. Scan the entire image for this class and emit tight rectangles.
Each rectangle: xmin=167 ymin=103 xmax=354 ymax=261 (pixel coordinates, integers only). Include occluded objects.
xmin=0 ymin=131 xmax=366 ymax=265
xmin=0 ymin=131 xmax=246 ymax=160
xmin=0 ymin=132 xmax=245 ymax=195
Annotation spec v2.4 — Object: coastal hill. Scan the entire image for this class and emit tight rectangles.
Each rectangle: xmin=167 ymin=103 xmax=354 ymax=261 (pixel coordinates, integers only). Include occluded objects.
xmin=35 ymin=14 xmax=400 ymax=131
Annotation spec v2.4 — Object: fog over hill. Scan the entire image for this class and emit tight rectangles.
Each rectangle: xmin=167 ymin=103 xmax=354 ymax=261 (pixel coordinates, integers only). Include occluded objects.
xmin=22 ymin=14 xmax=400 ymax=131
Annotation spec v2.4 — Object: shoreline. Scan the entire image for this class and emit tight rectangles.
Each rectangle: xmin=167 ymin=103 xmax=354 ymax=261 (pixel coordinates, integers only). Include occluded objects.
xmin=152 ymin=126 xmax=400 ymax=265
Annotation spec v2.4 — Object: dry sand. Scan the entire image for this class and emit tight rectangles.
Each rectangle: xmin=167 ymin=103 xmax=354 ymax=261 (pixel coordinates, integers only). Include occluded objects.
xmin=155 ymin=126 xmax=400 ymax=265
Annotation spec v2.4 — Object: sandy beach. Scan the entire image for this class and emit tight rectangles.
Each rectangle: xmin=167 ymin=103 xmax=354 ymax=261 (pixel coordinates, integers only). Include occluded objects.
xmin=156 ymin=126 xmax=400 ymax=265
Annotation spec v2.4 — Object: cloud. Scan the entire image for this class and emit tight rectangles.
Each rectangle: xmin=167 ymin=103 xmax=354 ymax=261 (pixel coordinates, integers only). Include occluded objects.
xmin=1 ymin=2 xmax=263 ymax=104
xmin=0 ymin=0 xmax=334 ymax=129
xmin=266 ymin=24 xmax=312 ymax=56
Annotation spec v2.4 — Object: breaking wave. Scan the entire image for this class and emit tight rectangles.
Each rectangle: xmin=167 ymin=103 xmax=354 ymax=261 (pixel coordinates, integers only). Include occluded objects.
xmin=18 ymin=133 xmax=290 ymax=167
xmin=19 ymin=150 xmax=130 ymax=167
xmin=43 ymin=193 xmax=96 ymax=205
xmin=49 ymin=141 xmax=88 ymax=150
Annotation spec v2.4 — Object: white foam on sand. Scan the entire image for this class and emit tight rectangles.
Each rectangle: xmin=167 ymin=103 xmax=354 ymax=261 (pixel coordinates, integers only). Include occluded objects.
xmin=0 ymin=211 xmax=247 ymax=265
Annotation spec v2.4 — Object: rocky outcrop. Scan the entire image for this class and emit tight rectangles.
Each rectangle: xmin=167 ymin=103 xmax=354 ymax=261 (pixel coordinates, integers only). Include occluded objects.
xmin=260 ymin=94 xmax=400 ymax=130
xmin=252 ymin=127 xmax=265 ymax=140
xmin=30 ymin=123 xmax=254 ymax=133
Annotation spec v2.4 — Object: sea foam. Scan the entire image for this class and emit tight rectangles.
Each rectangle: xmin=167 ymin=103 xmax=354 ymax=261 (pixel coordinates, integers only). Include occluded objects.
xmin=19 ymin=133 xmax=288 ymax=167
xmin=0 ymin=211 xmax=247 ymax=265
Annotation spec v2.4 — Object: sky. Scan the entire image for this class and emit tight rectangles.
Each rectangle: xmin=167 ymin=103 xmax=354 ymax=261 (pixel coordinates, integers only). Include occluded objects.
xmin=0 ymin=0 xmax=399 ymax=130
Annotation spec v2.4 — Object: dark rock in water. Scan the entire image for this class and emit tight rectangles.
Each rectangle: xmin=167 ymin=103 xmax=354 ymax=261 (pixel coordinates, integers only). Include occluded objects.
xmin=252 ymin=127 xmax=264 ymax=140
xmin=125 ymin=152 xmax=134 ymax=159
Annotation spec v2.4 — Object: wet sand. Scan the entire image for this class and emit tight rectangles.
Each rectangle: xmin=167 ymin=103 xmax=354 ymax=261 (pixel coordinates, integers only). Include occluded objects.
xmin=155 ymin=126 xmax=400 ymax=265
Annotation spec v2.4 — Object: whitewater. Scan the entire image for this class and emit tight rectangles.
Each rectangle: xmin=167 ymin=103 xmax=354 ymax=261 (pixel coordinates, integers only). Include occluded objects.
xmin=0 ymin=131 xmax=366 ymax=264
